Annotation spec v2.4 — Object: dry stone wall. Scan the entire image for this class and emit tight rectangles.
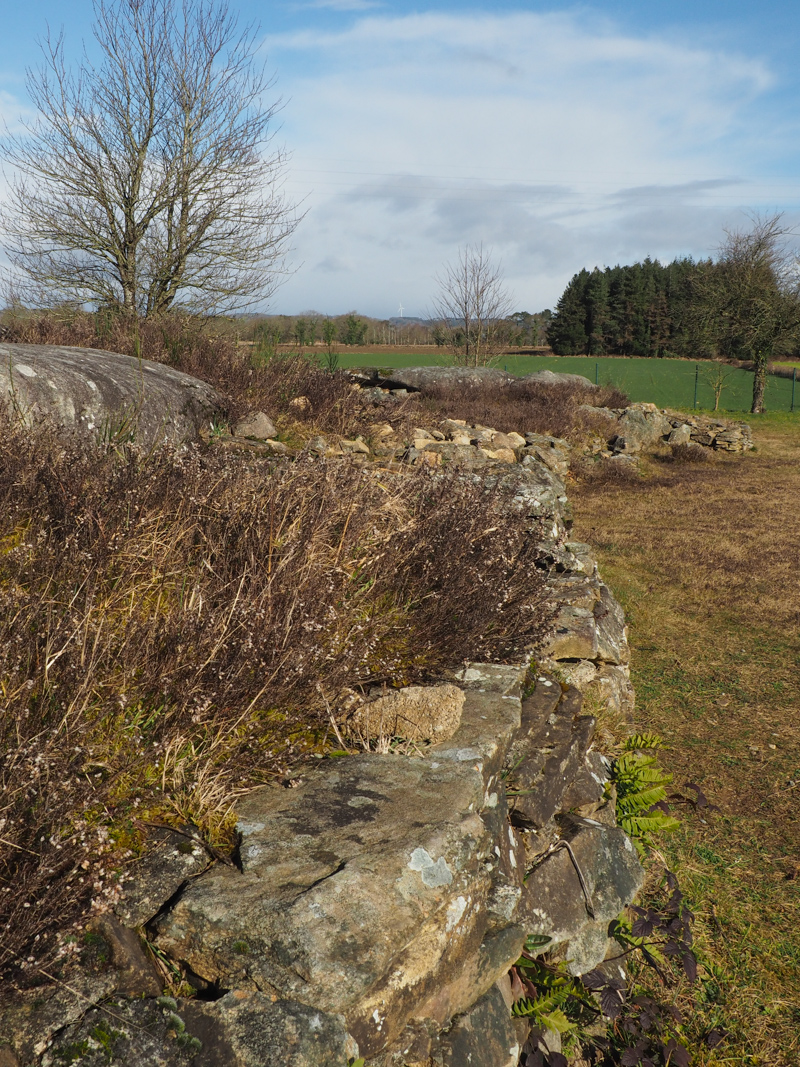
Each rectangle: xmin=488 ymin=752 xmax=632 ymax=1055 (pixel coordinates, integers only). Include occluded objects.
xmin=0 ymin=355 xmax=658 ymax=1067
xmin=1 ymin=426 xmax=643 ymax=1067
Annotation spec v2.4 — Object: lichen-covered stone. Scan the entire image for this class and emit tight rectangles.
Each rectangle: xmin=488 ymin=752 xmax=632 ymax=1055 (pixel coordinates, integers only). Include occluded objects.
xmin=514 ymin=814 xmax=644 ymax=973
xmin=42 ymin=993 xmax=357 ymax=1067
xmin=152 ymin=751 xmax=504 ymax=1056
xmin=0 ymin=344 xmax=224 ymax=448
xmin=114 ymin=825 xmax=210 ymax=928
xmin=349 ymin=684 xmax=465 ymax=743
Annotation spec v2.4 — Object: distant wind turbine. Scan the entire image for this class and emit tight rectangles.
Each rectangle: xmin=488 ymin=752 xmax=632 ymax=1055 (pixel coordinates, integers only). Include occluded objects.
xmin=398 ymin=303 xmax=404 ymax=317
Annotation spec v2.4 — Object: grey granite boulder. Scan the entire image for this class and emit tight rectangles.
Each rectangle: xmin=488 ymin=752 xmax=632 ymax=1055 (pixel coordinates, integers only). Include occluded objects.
xmin=381 ymin=366 xmax=517 ymax=391
xmin=520 ymin=369 xmax=594 ymax=389
xmin=609 ymin=404 xmax=672 ymax=453
xmin=0 ymin=344 xmax=224 ymax=448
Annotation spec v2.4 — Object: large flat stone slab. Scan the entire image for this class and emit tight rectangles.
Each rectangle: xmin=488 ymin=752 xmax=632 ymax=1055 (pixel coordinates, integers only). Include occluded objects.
xmin=153 ymin=752 xmax=509 ymax=1056
xmin=0 ymin=344 xmax=224 ymax=448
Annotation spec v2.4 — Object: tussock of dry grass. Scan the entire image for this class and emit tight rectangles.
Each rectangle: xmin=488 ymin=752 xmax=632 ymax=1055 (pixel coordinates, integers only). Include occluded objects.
xmin=0 ymin=409 xmax=555 ymax=988
xmin=570 ymin=419 xmax=800 ymax=1065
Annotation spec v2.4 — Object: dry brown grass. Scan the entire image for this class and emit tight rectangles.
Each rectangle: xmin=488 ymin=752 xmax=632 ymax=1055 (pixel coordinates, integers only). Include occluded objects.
xmin=0 ymin=409 xmax=555 ymax=989
xmin=570 ymin=416 xmax=800 ymax=1065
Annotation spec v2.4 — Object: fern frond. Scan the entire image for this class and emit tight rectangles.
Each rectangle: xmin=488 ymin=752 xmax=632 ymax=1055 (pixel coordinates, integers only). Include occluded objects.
xmin=620 ymin=811 xmax=681 ymax=836
xmin=616 ymin=784 xmax=669 ymax=814
xmin=537 ymin=1008 xmax=574 ymax=1034
xmin=623 ymin=732 xmax=664 ymax=751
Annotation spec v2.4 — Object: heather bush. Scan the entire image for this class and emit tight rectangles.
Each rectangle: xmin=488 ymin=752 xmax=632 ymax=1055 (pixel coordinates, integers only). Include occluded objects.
xmin=0 ymin=410 xmax=553 ymax=985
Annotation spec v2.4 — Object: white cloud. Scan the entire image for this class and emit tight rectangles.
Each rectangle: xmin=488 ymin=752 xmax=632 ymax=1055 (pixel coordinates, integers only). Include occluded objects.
xmin=261 ymin=10 xmax=790 ymax=315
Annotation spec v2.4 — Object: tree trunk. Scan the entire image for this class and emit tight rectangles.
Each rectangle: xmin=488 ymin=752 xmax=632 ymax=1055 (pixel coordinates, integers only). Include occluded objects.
xmin=751 ymin=357 xmax=767 ymax=413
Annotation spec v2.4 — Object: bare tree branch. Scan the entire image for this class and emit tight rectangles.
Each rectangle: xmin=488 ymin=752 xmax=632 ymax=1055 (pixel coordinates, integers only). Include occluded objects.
xmin=431 ymin=244 xmax=514 ymax=366
xmin=694 ymin=213 xmax=800 ymax=413
xmin=0 ymin=0 xmax=298 ymax=318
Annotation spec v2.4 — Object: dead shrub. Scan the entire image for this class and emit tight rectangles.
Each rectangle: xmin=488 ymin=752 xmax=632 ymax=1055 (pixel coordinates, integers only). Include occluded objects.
xmin=416 ymin=378 xmax=627 ymax=441
xmin=573 ymin=456 xmax=644 ymax=487
xmin=669 ymin=442 xmax=712 ymax=464
xmin=0 ymin=411 xmax=553 ymax=985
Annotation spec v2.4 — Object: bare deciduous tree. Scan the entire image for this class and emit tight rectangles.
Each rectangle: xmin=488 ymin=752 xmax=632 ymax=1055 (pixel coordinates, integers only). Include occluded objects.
xmin=431 ymin=244 xmax=514 ymax=366
xmin=701 ymin=362 xmax=736 ymax=411
xmin=0 ymin=0 xmax=297 ymax=318
xmin=695 ymin=213 xmax=800 ymax=413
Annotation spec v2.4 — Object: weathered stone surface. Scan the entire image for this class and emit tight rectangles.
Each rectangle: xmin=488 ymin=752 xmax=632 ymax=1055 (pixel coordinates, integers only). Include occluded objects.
xmin=213 ymin=434 xmax=290 ymax=457
xmin=288 ymin=395 xmax=312 ymax=414
xmin=153 ymin=753 xmax=498 ymax=1056
xmin=488 ymin=431 xmax=521 ymax=453
xmin=594 ymin=584 xmax=629 ymax=665
xmin=544 ymin=582 xmax=627 ymax=666
xmin=610 ymin=405 xmax=672 ymax=453
xmin=515 ymin=814 xmax=644 ymax=972
xmin=44 ymin=993 xmax=357 ymax=1067
xmin=0 ymin=919 xmax=162 ymax=1062
xmin=589 ymin=664 xmax=636 ymax=719
xmin=428 ymin=693 xmax=520 ymax=798
xmin=349 ymin=684 xmax=465 ymax=743
xmin=0 ymin=344 xmax=224 ymax=449
xmin=493 ymin=460 xmax=570 ymax=530
xmin=341 ymin=436 xmax=371 ymax=454
xmin=504 ymin=431 xmax=527 ymax=449
xmin=114 ymin=825 xmax=210 ymax=928
xmin=522 ymin=433 xmax=572 ymax=477
xmin=546 ymin=605 xmax=599 ymax=660
xmin=382 ymin=366 xmax=517 ymax=391
xmin=0 ymin=973 xmax=117 ymax=1065
xmin=87 ymin=914 xmax=162 ymax=996
xmin=232 ymin=411 xmax=276 ymax=440
xmin=507 ymin=683 xmax=596 ymax=831
xmin=667 ymin=423 xmax=692 ymax=446
xmin=304 ymin=434 xmax=328 ymax=455
xmin=546 ymin=572 xmax=602 ymax=612
xmin=561 ymin=750 xmax=609 ymax=811
xmin=521 ymin=369 xmax=594 ymax=389
xmin=439 ymin=982 xmax=523 ymax=1067
xmin=480 ymin=446 xmax=517 ymax=464
xmin=410 ymin=442 xmax=489 ymax=469
xmin=483 ymin=817 xmax=526 ymax=929
xmin=413 ymin=924 xmax=527 ymax=1029
xmin=195 ymin=993 xmax=359 ymax=1066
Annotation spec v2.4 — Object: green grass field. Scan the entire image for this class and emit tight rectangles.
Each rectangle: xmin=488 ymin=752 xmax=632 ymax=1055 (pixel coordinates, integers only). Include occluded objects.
xmin=334 ymin=351 xmax=800 ymax=414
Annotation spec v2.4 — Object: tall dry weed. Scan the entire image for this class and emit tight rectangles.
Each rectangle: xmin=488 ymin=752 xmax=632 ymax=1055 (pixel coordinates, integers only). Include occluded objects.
xmin=0 ymin=410 xmax=553 ymax=984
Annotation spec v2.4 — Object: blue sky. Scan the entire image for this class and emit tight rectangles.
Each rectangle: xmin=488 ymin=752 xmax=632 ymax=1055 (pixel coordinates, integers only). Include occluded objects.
xmin=2 ymin=0 xmax=800 ymax=316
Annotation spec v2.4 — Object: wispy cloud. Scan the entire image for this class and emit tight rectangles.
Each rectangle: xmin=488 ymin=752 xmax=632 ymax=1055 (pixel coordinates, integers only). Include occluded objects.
xmin=261 ymin=10 xmax=789 ymax=314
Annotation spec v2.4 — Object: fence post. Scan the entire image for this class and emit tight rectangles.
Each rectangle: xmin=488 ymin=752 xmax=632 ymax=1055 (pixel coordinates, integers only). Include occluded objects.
xmin=595 ymin=362 xmax=599 ymax=385
xmin=694 ymin=363 xmax=699 ymax=409
xmin=792 ymin=367 xmax=796 ymax=412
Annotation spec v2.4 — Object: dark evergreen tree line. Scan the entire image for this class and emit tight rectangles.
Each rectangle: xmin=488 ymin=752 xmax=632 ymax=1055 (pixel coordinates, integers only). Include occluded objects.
xmin=548 ymin=257 xmax=713 ymax=358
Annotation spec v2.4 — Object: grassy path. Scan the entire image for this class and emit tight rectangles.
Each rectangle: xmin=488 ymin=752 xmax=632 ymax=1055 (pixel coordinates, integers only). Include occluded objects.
xmin=570 ymin=418 xmax=800 ymax=1065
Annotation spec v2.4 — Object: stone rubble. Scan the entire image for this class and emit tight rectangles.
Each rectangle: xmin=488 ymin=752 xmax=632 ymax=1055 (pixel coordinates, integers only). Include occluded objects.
xmin=1 ymin=442 xmax=646 ymax=1067
xmin=2 ymin=359 xmax=733 ymax=1067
